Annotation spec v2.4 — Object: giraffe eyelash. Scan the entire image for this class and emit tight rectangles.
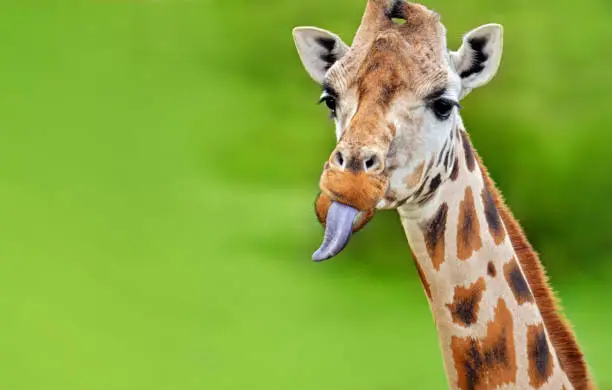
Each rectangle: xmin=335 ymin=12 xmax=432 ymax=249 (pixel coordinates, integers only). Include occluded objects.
xmin=429 ymin=98 xmax=461 ymax=121
xmin=318 ymin=90 xmax=338 ymax=117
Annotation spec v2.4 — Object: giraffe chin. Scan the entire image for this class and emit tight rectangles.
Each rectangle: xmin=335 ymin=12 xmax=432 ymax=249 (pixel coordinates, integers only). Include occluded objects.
xmin=312 ymin=201 xmax=360 ymax=262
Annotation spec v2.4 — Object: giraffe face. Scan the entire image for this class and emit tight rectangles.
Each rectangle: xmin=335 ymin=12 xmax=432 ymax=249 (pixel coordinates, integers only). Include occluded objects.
xmin=292 ymin=1 xmax=503 ymax=260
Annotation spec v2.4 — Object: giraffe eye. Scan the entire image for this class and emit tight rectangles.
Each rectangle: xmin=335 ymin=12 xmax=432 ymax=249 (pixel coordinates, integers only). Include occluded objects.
xmin=430 ymin=98 xmax=457 ymax=121
xmin=319 ymin=95 xmax=337 ymax=113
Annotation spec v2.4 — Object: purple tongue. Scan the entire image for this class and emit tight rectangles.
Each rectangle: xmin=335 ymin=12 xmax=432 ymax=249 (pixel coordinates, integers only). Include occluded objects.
xmin=312 ymin=201 xmax=359 ymax=262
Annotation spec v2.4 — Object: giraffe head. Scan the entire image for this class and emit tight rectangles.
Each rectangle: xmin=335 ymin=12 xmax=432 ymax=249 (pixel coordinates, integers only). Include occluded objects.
xmin=292 ymin=0 xmax=503 ymax=260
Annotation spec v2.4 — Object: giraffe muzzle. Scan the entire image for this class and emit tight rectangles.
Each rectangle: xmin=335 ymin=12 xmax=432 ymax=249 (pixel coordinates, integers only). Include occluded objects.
xmin=312 ymin=172 xmax=384 ymax=261
xmin=311 ymin=149 xmax=389 ymax=261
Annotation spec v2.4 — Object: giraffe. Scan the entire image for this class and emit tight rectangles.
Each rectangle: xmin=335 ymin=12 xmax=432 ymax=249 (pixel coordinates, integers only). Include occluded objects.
xmin=291 ymin=1 xmax=595 ymax=389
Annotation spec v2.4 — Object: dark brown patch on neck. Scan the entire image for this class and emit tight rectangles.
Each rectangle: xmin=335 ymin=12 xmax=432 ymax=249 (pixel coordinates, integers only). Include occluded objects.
xmin=418 ymin=173 xmax=442 ymax=205
xmin=451 ymin=298 xmax=517 ymax=390
xmin=504 ymin=258 xmax=534 ymax=305
xmin=527 ymin=323 xmax=554 ymax=388
xmin=460 ymin=130 xmax=476 ymax=172
xmin=457 ymin=187 xmax=483 ymax=260
xmin=472 ymin=136 xmax=592 ymax=388
xmin=411 ymin=160 xmax=437 ymax=203
xmin=411 ymin=249 xmax=432 ymax=301
xmin=446 ymin=277 xmax=486 ymax=327
xmin=424 ymin=156 xmax=435 ymax=177
xmin=411 ymin=175 xmax=429 ymax=201
xmin=481 ymin=186 xmax=506 ymax=245
xmin=420 ymin=203 xmax=448 ymax=270
xmin=443 ymin=148 xmax=451 ymax=170
xmin=438 ymin=138 xmax=449 ymax=165
xmin=487 ymin=261 xmax=497 ymax=277
xmin=450 ymin=155 xmax=460 ymax=181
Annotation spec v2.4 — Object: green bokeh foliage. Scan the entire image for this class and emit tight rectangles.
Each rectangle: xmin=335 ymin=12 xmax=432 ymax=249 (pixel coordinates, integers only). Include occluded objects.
xmin=0 ymin=1 xmax=610 ymax=389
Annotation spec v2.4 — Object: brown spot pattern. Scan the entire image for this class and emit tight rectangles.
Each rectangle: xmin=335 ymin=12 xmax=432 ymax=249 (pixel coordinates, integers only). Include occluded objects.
xmin=457 ymin=187 xmax=483 ymax=260
xmin=460 ymin=130 xmax=476 ymax=172
xmin=451 ymin=299 xmax=517 ymax=390
xmin=450 ymin=155 xmax=460 ymax=181
xmin=481 ymin=186 xmax=506 ymax=245
xmin=420 ymin=203 xmax=448 ymax=270
xmin=443 ymin=149 xmax=451 ymax=170
xmin=405 ymin=162 xmax=425 ymax=188
xmin=446 ymin=277 xmax=485 ymax=326
xmin=527 ymin=324 xmax=555 ymax=388
xmin=425 ymin=158 xmax=435 ymax=177
xmin=411 ymin=175 xmax=429 ymax=201
xmin=474 ymin=137 xmax=591 ymax=389
xmin=487 ymin=262 xmax=497 ymax=277
xmin=504 ymin=258 xmax=534 ymax=305
xmin=418 ymin=174 xmax=442 ymax=206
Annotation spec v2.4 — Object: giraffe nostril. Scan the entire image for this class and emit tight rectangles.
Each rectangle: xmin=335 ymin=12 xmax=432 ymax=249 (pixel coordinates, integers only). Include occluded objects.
xmin=334 ymin=151 xmax=345 ymax=168
xmin=364 ymin=155 xmax=380 ymax=172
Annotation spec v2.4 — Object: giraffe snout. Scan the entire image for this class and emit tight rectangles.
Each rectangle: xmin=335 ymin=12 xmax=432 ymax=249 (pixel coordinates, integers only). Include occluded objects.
xmin=328 ymin=146 xmax=385 ymax=175
xmin=319 ymin=165 xmax=389 ymax=211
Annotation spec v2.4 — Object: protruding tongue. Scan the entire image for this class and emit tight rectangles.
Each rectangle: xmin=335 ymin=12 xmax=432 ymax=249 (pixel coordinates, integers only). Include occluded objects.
xmin=312 ymin=201 xmax=359 ymax=262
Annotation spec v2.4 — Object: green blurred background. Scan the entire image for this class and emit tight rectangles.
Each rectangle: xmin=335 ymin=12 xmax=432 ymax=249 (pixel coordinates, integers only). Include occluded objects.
xmin=1 ymin=0 xmax=610 ymax=389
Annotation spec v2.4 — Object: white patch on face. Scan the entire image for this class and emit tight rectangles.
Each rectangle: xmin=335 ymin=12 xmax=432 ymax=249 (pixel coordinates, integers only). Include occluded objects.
xmin=333 ymin=89 xmax=358 ymax=141
xmin=376 ymin=84 xmax=461 ymax=209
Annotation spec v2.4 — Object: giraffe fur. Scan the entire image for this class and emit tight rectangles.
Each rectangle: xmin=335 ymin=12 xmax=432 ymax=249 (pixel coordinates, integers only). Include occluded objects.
xmin=292 ymin=1 xmax=594 ymax=388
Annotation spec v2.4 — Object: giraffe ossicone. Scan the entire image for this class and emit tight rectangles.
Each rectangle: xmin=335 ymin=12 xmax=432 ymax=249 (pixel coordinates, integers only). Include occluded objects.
xmin=292 ymin=1 xmax=595 ymax=389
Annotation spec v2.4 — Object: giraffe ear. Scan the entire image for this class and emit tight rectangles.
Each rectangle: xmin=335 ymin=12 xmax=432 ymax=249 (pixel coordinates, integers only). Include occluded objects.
xmin=451 ymin=24 xmax=503 ymax=98
xmin=292 ymin=27 xmax=350 ymax=84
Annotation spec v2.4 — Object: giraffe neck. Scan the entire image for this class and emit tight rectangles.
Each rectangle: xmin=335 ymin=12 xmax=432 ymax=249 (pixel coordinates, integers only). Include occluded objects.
xmin=396 ymin=126 xmax=590 ymax=389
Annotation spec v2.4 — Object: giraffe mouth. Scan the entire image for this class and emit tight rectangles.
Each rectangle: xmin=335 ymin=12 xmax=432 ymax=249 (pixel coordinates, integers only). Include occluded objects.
xmin=312 ymin=201 xmax=363 ymax=262
xmin=312 ymin=201 xmax=359 ymax=261
xmin=312 ymin=167 xmax=383 ymax=261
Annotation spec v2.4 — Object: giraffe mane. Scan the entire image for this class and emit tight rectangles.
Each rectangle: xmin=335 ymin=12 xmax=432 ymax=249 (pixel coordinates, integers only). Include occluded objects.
xmin=474 ymin=147 xmax=594 ymax=390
